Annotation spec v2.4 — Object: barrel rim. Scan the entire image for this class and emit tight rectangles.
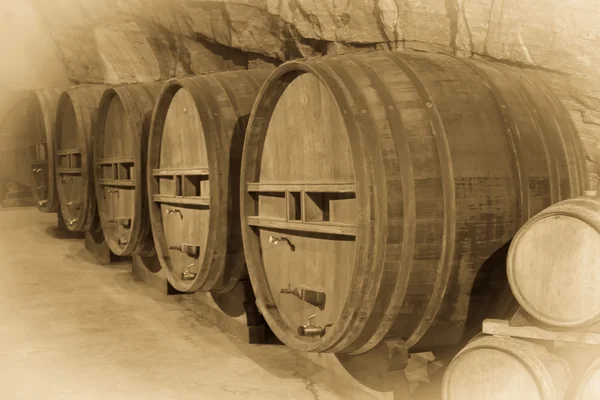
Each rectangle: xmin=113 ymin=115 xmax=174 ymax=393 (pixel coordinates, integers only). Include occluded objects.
xmin=147 ymin=76 xmax=226 ymax=293
xmin=507 ymin=197 xmax=600 ymax=328
xmin=441 ymin=336 xmax=560 ymax=400
xmin=239 ymin=59 xmax=381 ymax=353
xmin=573 ymin=356 xmax=600 ymax=399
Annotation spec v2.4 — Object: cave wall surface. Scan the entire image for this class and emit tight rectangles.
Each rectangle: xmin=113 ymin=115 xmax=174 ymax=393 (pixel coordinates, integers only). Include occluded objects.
xmin=5 ymin=0 xmax=600 ymax=187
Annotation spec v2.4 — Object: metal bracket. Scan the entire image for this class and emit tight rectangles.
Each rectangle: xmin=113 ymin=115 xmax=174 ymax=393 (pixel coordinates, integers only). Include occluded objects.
xmin=280 ymin=285 xmax=326 ymax=310
xmin=168 ymin=243 xmax=200 ymax=259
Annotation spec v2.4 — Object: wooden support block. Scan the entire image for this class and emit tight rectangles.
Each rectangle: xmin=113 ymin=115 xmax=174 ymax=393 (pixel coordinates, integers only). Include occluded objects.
xmin=483 ymin=318 xmax=600 ymax=346
xmin=131 ymin=258 xmax=266 ymax=344
xmin=131 ymin=255 xmax=181 ymax=295
xmin=84 ymin=230 xmax=127 ymax=265
xmin=175 ymin=280 xmax=267 ymax=344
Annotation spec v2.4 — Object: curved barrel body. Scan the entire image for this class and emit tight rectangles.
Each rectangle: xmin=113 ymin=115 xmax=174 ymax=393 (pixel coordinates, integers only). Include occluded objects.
xmin=573 ymin=357 xmax=600 ymax=399
xmin=508 ymin=193 xmax=600 ymax=329
xmin=148 ymin=69 xmax=270 ymax=293
xmin=55 ymin=85 xmax=108 ymax=232
xmin=239 ymin=51 xmax=587 ymax=354
xmin=442 ymin=336 xmax=571 ymax=400
xmin=28 ymin=88 xmax=63 ymax=212
xmin=94 ymin=82 xmax=163 ymax=256
xmin=0 ymin=95 xmax=32 ymax=193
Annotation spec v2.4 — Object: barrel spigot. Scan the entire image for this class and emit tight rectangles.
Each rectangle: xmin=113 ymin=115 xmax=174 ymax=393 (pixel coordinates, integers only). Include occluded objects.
xmin=166 ymin=208 xmax=183 ymax=219
xmin=180 ymin=262 xmax=197 ymax=281
xmin=66 ymin=218 xmax=78 ymax=227
xmin=37 ymin=200 xmax=47 ymax=207
xmin=298 ymin=314 xmax=329 ymax=337
xmin=32 ymin=168 xmax=42 ymax=173
xmin=269 ymin=235 xmax=295 ymax=251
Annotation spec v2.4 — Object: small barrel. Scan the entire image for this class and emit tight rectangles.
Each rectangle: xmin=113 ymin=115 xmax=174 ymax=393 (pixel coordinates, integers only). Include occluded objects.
xmin=148 ymin=69 xmax=271 ymax=293
xmin=55 ymin=85 xmax=108 ymax=232
xmin=28 ymin=88 xmax=63 ymax=212
xmin=239 ymin=51 xmax=586 ymax=354
xmin=94 ymin=82 xmax=163 ymax=256
xmin=508 ymin=193 xmax=600 ymax=329
xmin=573 ymin=357 xmax=600 ymax=399
xmin=442 ymin=336 xmax=571 ymax=400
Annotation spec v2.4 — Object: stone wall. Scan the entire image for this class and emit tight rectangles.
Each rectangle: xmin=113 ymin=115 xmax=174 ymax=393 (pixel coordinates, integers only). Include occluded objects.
xmin=4 ymin=0 xmax=600 ymax=187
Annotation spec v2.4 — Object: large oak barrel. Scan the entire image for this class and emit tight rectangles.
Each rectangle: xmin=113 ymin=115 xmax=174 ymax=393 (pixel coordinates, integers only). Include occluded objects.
xmin=239 ymin=51 xmax=587 ymax=354
xmin=55 ymin=85 xmax=108 ymax=232
xmin=573 ymin=357 xmax=600 ymax=399
xmin=148 ymin=69 xmax=270 ymax=293
xmin=94 ymin=82 xmax=163 ymax=256
xmin=442 ymin=336 xmax=571 ymax=400
xmin=507 ymin=192 xmax=600 ymax=329
xmin=0 ymin=95 xmax=32 ymax=196
xmin=28 ymin=88 xmax=63 ymax=212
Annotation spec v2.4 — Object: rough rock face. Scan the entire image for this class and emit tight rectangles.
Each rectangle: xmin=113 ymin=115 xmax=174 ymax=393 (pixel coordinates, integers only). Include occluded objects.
xmin=2 ymin=0 xmax=600 ymax=187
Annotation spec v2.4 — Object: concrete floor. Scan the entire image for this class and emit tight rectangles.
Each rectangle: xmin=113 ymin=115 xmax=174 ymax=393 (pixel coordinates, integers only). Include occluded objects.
xmin=0 ymin=208 xmax=339 ymax=399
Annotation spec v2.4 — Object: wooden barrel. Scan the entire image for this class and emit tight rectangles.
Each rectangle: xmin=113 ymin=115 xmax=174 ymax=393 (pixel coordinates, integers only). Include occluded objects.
xmin=94 ymin=82 xmax=163 ymax=256
xmin=148 ymin=69 xmax=270 ymax=293
xmin=0 ymin=94 xmax=32 ymax=192
xmin=573 ymin=357 xmax=600 ymax=399
xmin=442 ymin=336 xmax=571 ymax=400
xmin=55 ymin=85 xmax=108 ymax=232
xmin=507 ymin=193 xmax=600 ymax=329
xmin=239 ymin=51 xmax=587 ymax=354
xmin=28 ymin=88 xmax=63 ymax=212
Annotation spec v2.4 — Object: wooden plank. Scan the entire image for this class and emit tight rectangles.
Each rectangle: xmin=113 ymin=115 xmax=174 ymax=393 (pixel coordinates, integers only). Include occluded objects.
xmin=482 ymin=318 xmax=600 ymax=345
xmin=247 ymin=182 xmax=356 ymax=193
xmin=56 ymin=149 xmax=81 ymax=156
xmin=57 ymin=167 xmax=82 ymax=174
xmin=96 ymin=156 xmax=135 ymax=165
xmin=152 ymin=194 xmax=210 ymax=206
xmin=152 ymin=168 xmax=209 ymax=177
xmin=246 ymin=216 xmax=357 ymax=236
xmin=99 ymin=179 xmax=136 ymax=187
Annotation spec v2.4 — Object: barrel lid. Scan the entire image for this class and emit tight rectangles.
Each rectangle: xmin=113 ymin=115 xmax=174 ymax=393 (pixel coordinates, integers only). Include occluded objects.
xmin=443 ymin=346 xmax=541 ymax=400
xmin=95 ymin=91 xmax=138 ymax=255
xmin=56 ymin=95 xmax=88 ymax=230
xmin=508 ymin=213 xmax=600 ymax=328
xmin=575 ymin=358 xmax=600 ymax=399
xmin=149 ymin=85 xmax=212 ymax=292
xmin=242 ymin=71 xmax=360 ymax=350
